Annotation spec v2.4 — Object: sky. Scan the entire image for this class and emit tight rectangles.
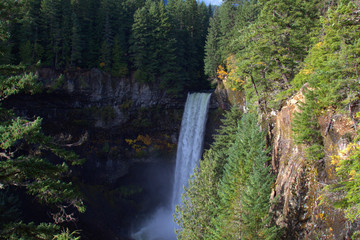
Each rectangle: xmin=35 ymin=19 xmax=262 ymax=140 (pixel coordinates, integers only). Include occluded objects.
xmin=201 ymin=0 xmax=222 ymax=6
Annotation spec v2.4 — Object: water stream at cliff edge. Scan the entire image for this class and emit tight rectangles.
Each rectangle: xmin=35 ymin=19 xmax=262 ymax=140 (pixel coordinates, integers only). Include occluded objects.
xmin=131 ymin=92 xmax=211 ymax=240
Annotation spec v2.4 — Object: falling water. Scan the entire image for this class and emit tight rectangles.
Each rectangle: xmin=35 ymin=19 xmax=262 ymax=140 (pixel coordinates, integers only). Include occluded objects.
xmin=171 ymin=92 xmax=212 ymax=209
xmin=131 ymin=92 xmax=211 ymax=240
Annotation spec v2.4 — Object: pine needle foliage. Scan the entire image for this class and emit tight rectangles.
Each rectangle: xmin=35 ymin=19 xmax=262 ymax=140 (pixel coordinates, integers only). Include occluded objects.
xmin=239 ymin=142 xmax=278 ymax=240
xmin=175 ymin=106 xmax=242 ymax=239
xmin=324 ymin=115 xmax=360 ymax=223
xmin=175 ymin=149 xmax=218 ymax=240
xmin=292 ymin=88 xmax=324 ymax=162
xmin=0 ymin=66 xmax=85 ymax=239
xmin=0 ymin=5 xmax=84 ymax=238
xmin=292 ymin=0 xmax=360 ymax=163
xmin=176 ymin=111 xmax=279 ymax=240
xmin=213 ymin=113 xmax=278 ymax=239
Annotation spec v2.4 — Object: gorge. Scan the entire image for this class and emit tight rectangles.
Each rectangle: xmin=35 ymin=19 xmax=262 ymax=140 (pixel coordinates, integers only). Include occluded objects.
xmin=2 ymin=0 xmax=360 ymax=239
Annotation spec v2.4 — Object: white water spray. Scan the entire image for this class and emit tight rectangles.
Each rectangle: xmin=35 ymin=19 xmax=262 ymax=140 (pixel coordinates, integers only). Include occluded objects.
xmin=132 ymin=92 xmax=211 ymax=240
xmin=171 ymin=92 xmax=212 ymax=209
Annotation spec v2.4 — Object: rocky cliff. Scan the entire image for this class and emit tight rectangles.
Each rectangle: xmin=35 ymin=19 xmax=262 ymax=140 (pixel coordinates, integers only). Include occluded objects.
xmin=11 ymin=67 xmax=358 ymax=239
xmin=271 ymin=88 xmax=360 ymax=239
xmin=219 ymin=82 xmax=360 ymax=239
xmin=5 ymin=68 xmax=219 ymax=239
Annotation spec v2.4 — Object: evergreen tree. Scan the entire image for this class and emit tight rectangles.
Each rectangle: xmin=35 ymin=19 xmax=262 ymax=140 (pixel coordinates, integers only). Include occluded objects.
xmin=130 ymin=0 xmax=156 ymax=82
xmin=175 ymin=149 xmax=219 ymax=240
xmin=19 ymin=40 xmax=33 ymax=65
xmin=40 ymin=0 xmax=63 ymax=68
xmin=76 ymin=0 xmax=101 ymax=67
xmin=292 ymin=1 xmax=360 ymax=163
xmin=167 ymin=0 xmax=191 ymax=88
xmin=70 ymin=12 xmax=82 ymax=66
xmin=212 ymin=113 xmax=278 ymax=239
xmin=235 ymin=0 xmax=320 ymax=110
xmin=175 ymin=106 xmax=242 ymax=239
xmin=292 ymin=0 xmax=360 ymax=109
xmin=292 ymin=88 xmax=324 ymax=162
xmin=240 ymin=141 xmax=278 ymax=240
xmin=0 ymin=5 xmax=84 ymax=238
xmin=0 ymin=64 xmax=85 ymax=239
xmin=111 ymin=34 xmax=128 ymax=77
xmin=217 ymin=0 xmax=237 ymax=60
xmin=204 ymin=13 xmax=221 ymax=80
xmin=99 ymin=11 xmax=113 ymax=70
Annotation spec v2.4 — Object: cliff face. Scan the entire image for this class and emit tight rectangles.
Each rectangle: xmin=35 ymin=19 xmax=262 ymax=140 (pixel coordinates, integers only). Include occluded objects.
xmin=219 ymin=84 xmax=360 ymax=239
xmin=5 ymin=68 xmax=219 ymax=240
xmin=12 ymin=67 xmax=359 ymax=239
xmin=6 ymin=68 xmax=188 ymax=182
xmin=38 ymin=68 xmax=185 ymax=128
xmin=271 ymin=88 xmax=360 ymax=239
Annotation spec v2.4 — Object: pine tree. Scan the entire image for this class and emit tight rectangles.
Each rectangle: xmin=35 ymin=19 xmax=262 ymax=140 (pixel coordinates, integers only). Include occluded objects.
xmin=210 ymin=106 xmax=242 ymax=176
xmin=292 ymin=0 xmax=360 ymax=109
xmin=175 ymin=106 xmax=242 ymax=239
xmin=292 ymin=88 xmax=324 ymax=162
xmin=204 ymin=13 xmax=221 ymax=80
xmin=99 ymin=4 xmax=113 ymax=71
xmin=240 ymin=140 xmax=278 ymax=240
xmin=40 ymin=0 xmax=63 ymax=68
xmin=70 ymin=12 xmax=82 ymax=66
xmin=19 ymin=40 xmax=33 ymax=65
xmin=212 ymin=113 xmax=278 ymax=239
xmin=0 ymin=7 xmax=84 ymax=238
xmin=0 ymin=64 xmax=85 ymax=239
xmin=130 ymin=0 xmax=156 ymax=82
xmin=111 ymin=34 xmax=128 ymax=77
xmin=235 ymin=0 xmax=320 ymax=110
xmin=175 ymin=149 xmax=219 ymax=240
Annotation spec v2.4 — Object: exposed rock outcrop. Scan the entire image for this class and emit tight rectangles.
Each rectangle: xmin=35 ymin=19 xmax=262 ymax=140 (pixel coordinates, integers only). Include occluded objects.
xmin=38 ymin=68 xmax=186 ymax=129
xmin=271 ymin=87 xmax=360 ymax=239
xmin=4 ymin=68 xmax=222 ymax=240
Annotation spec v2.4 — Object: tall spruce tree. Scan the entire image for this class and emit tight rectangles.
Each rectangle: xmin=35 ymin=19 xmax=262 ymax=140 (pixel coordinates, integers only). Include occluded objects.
xmin=235 ymin=0 xmax=320 ymax=110
xmin=175 ymin=149 xmax=219 ymax=240
xmin=111 ymin=34 xmax=128 ymax=77
xmin=212 ymin=113 xmax=278 ymax=239
xmin=0 ymin=3 xmax=84 ymax=238
xmin=175 ymin=106 xmax=243 ymax=239
xmin=204 ymin=13 xmax=221 ymax=80
xmin=70 ymin=12 xmax=82 ymax=66
xmin=239 ymin=136 xmax=278 ymax=240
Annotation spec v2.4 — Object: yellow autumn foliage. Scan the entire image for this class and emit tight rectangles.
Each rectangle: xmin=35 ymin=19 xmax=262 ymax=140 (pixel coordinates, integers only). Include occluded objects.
xmin=315 ymin=41 xmax=324 ymax=49
xmin=299 ymin=68 xmax=314 ymax=75
xmin=137 ymin=134 xmax=152 ymax=146
xmin=217 ymin=65 xmax=227 ymax=81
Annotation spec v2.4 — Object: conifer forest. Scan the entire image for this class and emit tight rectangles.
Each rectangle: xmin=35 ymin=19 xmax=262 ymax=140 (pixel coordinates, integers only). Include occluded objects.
xmin=1 ymin=0 xmax=360 ymax=239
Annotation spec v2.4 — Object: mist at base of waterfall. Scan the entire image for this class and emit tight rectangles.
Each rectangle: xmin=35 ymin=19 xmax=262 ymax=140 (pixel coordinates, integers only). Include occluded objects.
xmin=131 ymin=93 xmax=211 ymax=240
xmin=131 ymin=207 xmax=176 ymax=240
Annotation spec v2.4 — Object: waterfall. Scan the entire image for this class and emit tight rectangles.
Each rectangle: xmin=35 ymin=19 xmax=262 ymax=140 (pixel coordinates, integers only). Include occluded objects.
xmin=171 ymin=92 xmax=212 ymax=209
xmin=131 ymin=92 xmax=211 ymax=240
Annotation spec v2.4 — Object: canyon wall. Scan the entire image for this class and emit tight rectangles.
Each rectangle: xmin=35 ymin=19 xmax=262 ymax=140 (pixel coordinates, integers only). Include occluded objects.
xmin=5 ymin=68 xmax=219 ymax=239
xmin=10 ymin=67 xmax=360 ymax=239
xmin=219 ymin=83 xmax=360 ymax=239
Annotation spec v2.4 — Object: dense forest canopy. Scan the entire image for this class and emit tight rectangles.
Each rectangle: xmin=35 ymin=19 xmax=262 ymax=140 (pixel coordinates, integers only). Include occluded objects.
xmin=177 ymin=0 xmax=360 ymax=239
xmin=2 ymin=0 xmax=360 ymax=239
xmin=1 ymin=1 xmax=86 ymax=239
xmin=0 ymin=0 xmax=213 ymax=94
xmin=0 ymin=0 xmax=212 ymax=238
